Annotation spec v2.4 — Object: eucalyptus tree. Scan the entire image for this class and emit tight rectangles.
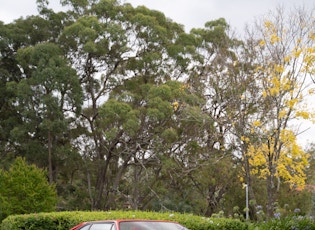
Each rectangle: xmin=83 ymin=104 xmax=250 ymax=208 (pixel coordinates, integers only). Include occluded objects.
xmin=0 ymin=11 xmax=82 ymax=175
xmin=57 ymin=0 xmax=196 ymax=210
xmin=0 ymin=21 xmax=21 ymax=160
xmin=196 ymin=24 xmax=265 ymax=218
xmin=100 ymin=80 xmax=205 ymax=210
xmin=10 ymin=42 xmax=82 ymax=184
xmin=0 ymin=18 xmax=41 ymax=160
xmin=170 ymin=18 xmax=252 ymax=216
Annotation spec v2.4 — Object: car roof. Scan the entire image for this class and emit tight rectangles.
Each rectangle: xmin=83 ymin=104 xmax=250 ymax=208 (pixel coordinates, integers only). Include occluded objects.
xmin=70 ymin=219 xmax=183 ymax=230
xmin=84 ymin=219 xmax=178 ymax=223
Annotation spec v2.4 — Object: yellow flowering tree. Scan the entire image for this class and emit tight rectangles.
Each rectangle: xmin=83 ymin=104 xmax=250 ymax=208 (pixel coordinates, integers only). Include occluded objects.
xmin=244 ymin=7 xmax=315 ymax=218
xmin=247 ymin=130 xmax=309 ymax=188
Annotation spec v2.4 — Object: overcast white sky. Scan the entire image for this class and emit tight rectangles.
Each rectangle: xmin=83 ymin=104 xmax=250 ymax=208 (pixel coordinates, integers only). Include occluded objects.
xmin=1 ymin=0 xmax=315 ymax=31
xmin=0 ymin=0 xmax=315 ymax=147
xmin=126 ymin=0 xmax=315 ymax=33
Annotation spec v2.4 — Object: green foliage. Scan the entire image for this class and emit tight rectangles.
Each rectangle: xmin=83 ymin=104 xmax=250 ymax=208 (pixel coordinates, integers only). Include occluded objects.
xmin=1 ymin=211 xmax=249 ymax=230
xmin=0 ymin=158 xmax=57 ymax=221
xmin=161 ymin=128 xmax=179 ymax=143
xmin=252 ymin=216 xmax=315 ymax=230
xmin=1 ymin=0 xmax=315 ymax=223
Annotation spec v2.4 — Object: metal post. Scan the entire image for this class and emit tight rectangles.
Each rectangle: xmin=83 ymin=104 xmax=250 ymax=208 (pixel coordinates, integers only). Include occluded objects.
xmin=245 ymin=184 xmax=249 ymax=220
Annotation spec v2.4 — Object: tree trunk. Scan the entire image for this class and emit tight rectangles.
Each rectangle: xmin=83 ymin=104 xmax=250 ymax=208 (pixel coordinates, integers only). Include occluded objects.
xmin=244 ymin=154 xmax=258 ymax=220
xmin=204 ymin=186 xmax=225 ymax=217
xmin=266 ymin=164 xmax=276 ymax=218
xmin=93 ymin=130 xmax=124 ymax=210
xmin=48 ymin=131 xmax=53 ymax=184
xmin=93 ymin=157 xmax=110 ymax=210
xmin=242 ymin=143 xmax=258 ymax=220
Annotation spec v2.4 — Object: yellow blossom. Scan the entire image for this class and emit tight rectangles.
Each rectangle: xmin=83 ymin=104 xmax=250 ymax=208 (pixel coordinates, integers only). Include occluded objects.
xmin=172 ymin=101 xmax=179 ymax=111
xmin=270 ymin=87 xmax=279 ymax=96
xmin=293 ymin=49 xmax=302 ymax=58
xmin=308 ymin=88 xmax=315 ymax=95
xmin=252 ymin=120 xmax=262 ymax=127
xmin=259 ymin=40 xmax=266 ymax=46
xmin=262 ymin=90 xmax=267 ymax=97
xmin=284 ymin=55 xmax=291 ymax=63
xmin=274 ymin=64 xmax=284 ymax=73
xmin=180 ymin=83 xmax=189 ymax=91
xmin=278 ymin=110 xmax=287 ymax=119
xmin=264 ymin=20 xmax=274 ymax=30
xmin=296 ymin=111 xmax=310 ymax=119
xmin=286 ymin=98 xmax=298 ymax=108
xmin=270 ymin=34 xmax=280 ymax=44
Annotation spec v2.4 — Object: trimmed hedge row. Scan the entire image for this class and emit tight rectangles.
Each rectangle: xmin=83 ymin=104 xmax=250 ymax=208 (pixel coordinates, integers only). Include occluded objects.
xmin=250 ymin=216 xmax=315 ymax=230
xmin=1 ymin=210 xmax=248 ymax=230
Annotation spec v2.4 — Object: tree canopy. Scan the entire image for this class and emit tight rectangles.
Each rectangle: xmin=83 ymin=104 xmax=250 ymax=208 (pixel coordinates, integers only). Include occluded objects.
xmin=0 ymin=0 xmax=314 ymax=220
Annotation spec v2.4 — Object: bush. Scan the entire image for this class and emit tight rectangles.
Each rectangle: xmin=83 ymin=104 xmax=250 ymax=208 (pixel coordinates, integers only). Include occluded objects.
xmin=1 ymin=211 xmax=249 ymax=230
xmin=0 ymin=157 xmax=57 ymax=221
xmin=251 ymin=216 xmax=315 ymax=230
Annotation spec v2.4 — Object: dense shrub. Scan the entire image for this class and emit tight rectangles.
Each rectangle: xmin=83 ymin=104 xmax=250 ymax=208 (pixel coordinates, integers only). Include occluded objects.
xmin=251 ymin=216 xmax=315 ymax=230
xmin=1 ymin=211 xmax=249 ymax=230
xmin=0 ymin=157 xmax=57 ymax=221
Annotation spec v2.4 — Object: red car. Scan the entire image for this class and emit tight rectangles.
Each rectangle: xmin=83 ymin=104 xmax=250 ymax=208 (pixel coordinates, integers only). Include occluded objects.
xmin=70 ymin=219 xmax=188 ymax=230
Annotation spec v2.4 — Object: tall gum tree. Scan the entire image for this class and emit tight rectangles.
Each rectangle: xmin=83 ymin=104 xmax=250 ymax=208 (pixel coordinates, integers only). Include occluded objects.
xmin=176 ymin=18 xmax=250 ymax=216
xmin=12 ymin=42 xmax=82 ymax=184
xmin=0 ymin=15 xmax=61 ymax=162
xmin=1 ymin=11 xmax=82 ymax=183
xmin=59 ymin=0 xmax=188 ymax=210
xmin=99 ymin=80 xmax=204 ymax=210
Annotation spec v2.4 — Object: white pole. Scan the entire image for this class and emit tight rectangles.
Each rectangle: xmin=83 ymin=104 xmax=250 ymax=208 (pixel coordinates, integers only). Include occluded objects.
xmin=246 ymin=184 xmax=249 ymax=220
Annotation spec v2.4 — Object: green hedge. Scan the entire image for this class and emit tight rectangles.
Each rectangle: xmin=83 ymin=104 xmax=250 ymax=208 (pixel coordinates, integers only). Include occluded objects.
xmin=250 ymin=216 xmax=315 ymax=230
xmin=1 ymin=210 xmax=248 ymax=230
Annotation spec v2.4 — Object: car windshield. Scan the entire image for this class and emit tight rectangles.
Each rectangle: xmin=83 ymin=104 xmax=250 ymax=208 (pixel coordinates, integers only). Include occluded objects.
xmin=119 ymin=221 xmax=187 ymax=230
